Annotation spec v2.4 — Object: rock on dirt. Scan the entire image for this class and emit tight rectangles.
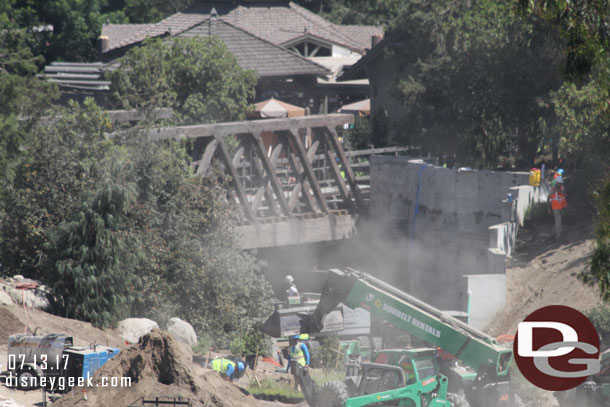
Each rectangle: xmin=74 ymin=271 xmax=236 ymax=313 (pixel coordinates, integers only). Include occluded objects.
xmin=52 ymin=330 xmax=259 ymax=407
xmin=0 ymin=276 xmax=49 ymax=310
xmin=119 ymin=318 xmax=159 ymax=344
xmin=167 ymin=317 xmax=197 ymax=346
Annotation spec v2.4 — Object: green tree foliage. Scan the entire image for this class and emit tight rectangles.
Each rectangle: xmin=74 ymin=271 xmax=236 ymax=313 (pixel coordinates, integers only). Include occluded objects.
xmin=551 ymin=62 xmax=610 ymax=170
xmin=517 ymin=0 xmax=610 ymax=81
xmin=122 ymin=137 xmax=273 ymax=342
xmin=110 ymin=37 xmax=257 ymax=125
xmin=45 ymin=159 xmax=140 ymax=326
xmin=123 ymin=0 xmax=193 ymax=23
xmin=1 ymin=98 xmax=273 ymax=334
xmin=386 ymin=0 xmax=563 ymax=167
xmin=586 ymin=304 xmax=610 ymax=350
xmin=0 ymin=8 xmax=59 ymax=186
xmin=581 ymin=175 xmax=610 ymax=302
xmin=0 ymin=100 xmax=111 ymax=280
xmin=312 ymin=0 xmax=405 ymax=26
xmin=518 ymin=0 xmax=610 ymax=169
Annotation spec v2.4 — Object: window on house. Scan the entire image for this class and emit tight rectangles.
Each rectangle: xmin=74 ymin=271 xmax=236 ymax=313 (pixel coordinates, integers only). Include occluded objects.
xmin=289 ymin=40 xmax=331 ymax=57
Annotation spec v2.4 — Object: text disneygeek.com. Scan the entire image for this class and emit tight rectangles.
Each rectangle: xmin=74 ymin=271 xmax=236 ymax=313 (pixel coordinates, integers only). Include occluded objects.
xmin=6 ymin=374 xmax=132 ymax=391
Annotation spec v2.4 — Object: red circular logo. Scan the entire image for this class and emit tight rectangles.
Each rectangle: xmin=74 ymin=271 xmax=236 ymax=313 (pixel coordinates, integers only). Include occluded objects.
xmin=513 ymin=305 xmax=600 ymax=391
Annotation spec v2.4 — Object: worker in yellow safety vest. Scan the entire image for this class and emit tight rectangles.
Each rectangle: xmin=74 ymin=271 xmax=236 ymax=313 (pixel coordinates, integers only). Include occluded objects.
xmin=547 ymin=175 xmax=567 ymax=239
xmin=286 ymin=335 xmax=310 ymax=390
xmin=210 ymin=358 xmax=245 ymax=380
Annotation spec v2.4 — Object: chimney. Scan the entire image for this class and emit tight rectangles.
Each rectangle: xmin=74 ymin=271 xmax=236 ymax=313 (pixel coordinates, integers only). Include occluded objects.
xmin=371 ymin=34 xmax=383 ymax=49
xmin=98 ymin=35 xmax=109 ymax=59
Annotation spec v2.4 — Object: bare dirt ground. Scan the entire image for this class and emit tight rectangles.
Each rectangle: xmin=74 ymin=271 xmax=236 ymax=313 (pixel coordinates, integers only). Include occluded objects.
xmin=487 ymin=196 xmax=602 ymax=407
xmin=0 ymin=306 xmax=290 ymax=407
xmin=0 ymin=304 xmax=125 ymax=407
xmin=488 ymin=198 xmax=602 ymax=337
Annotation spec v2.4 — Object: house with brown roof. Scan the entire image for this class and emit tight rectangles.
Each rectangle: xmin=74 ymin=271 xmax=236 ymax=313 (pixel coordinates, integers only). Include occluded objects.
xmin=338 ymin=31 xmax=403 ymax=141
xmin=99 ymin=0 xmax=382 ymax=112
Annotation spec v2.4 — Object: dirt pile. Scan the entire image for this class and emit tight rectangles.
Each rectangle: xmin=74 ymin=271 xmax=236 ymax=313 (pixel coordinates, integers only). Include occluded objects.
xmin=0 ymin=304 xmax=122 ymax=347
xmin=487 ymin=204 xmax=601 ymax=336
xmin=53 ymin=330 xmax=259 ymax=407
xmin=0 ymin=307 xmax=25 ymax=345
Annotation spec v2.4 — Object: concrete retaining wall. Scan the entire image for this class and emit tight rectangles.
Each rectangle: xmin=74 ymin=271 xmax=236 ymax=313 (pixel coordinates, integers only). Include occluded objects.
xmin=368 ymin=157 xmax=543 ymax=328
xmin=464 ymin=274 xmax=507 ymax=328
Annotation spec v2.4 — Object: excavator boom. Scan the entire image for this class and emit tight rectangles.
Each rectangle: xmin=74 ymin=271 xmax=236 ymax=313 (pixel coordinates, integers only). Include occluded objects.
xmin=262 ymin=268 xmax=511 ymax=376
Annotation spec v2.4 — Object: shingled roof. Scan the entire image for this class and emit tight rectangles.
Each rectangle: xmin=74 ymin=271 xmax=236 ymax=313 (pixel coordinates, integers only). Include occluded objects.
xmin=179 ymin=18 xmax=329 ymax=78
xmin=101 ymin=1 xmax=382 ymax=55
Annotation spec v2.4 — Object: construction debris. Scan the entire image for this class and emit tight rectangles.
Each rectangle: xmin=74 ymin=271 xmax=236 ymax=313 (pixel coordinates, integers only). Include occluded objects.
xmin=51 ymin=330 xmax=259 ymax=407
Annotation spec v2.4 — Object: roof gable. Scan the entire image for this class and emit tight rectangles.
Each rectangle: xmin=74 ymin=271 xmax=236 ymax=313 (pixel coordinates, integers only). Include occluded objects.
xmin=338 ymin=30 xmax=399 ymax=81
xmin=178 ymin=18 xmax=329 ymax=78
xmin=101 ymin=1 xmax=383 ymax=56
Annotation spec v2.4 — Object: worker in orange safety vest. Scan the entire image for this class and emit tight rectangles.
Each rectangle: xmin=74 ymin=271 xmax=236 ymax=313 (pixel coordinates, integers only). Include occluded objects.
xmin=547 ymin=175 xmax=567 ymax=239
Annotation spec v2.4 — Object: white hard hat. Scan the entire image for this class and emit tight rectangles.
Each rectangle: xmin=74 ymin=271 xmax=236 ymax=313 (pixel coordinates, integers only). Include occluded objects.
xmin=556 ymin=176 xmax=564 ymax=184
xmin=285 ymin=275 xmax=294 ymax=283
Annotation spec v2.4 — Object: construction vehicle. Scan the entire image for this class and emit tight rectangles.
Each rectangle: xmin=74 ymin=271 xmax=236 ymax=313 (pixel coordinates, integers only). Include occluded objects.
xmin=1 ymin=333 xmax=119 ymax=392
xmin=261 ymin=268 xmax=514 ymax=407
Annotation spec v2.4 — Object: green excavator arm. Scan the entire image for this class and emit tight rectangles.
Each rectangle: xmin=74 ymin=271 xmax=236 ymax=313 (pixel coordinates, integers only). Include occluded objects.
xmin=300 ymin=268 xmax=512 ymax=377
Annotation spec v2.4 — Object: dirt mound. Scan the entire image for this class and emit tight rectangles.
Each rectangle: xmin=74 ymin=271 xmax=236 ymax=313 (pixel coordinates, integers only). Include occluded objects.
xmin=0 ymin=304 xmax=123 ymax=348
xmin=487 ymin=204 xmax=602 ymax=337
xmin=0 ymin=307 xmax=25 ymax=345
xmin=53 ymin=330 xmax=258 ymax=407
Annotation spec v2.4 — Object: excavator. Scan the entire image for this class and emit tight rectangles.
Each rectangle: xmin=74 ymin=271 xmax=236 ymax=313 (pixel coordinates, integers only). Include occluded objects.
xmin=260 ymin=268 xmax=514 ymax=407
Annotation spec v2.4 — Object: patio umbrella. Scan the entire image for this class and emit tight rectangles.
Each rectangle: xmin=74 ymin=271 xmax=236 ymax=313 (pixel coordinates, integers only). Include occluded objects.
xmin=338 ymin=98 xmax=370 ymax=116
xmin=248 ymin=98 xmax=306 ymax=119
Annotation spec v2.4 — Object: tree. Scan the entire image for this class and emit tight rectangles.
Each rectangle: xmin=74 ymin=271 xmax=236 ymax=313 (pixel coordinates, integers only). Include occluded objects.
xmin=45 ymin=156 xmax=141 ymax=327
xmin=386 ymin=0 xmax=563 ymax=167
xmin=516 ymin=0 xmax=610 ymax=169
xmin=121 ymin=136 xmax=273 ymax=343
xmin=110 ymin=37 xmax=257 ymax=125
xmin=551 ymin=62 xmax=610 ymax=172
xmin=123 ymin=0 xmax=193 ymax=24
xmin=0 ymin=9 xmax=59 ymax=187
xmin=0 ymin=99 xmax=113 ymax=280
xmin=581 ymin=174 xmax=610 ymax=302
xmin=1 ymin=97 xmax=274 ymax=334
xmin=314 ymin=0 xmax=405 ymax=26
xmin=516 ymin=0 xmax=610 ymax=82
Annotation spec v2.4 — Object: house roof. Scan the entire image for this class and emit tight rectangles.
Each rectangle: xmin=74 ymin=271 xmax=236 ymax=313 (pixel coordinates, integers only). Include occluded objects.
xmin=101 ymin=1 xmax=382 ymax=55
xmin=179 ymin=18 xmax=329 ymax=78
xmin=338 ymin=30 xmax=399 ymax=81
xmin=41 ymin=62 xmax=112 ymax=91
xmin=102 ymin=24 xmax=149 ymax=51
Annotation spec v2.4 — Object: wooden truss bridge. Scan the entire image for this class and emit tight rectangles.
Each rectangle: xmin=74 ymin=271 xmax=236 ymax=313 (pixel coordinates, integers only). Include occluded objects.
xmin=112 ymin=113 xmax=414 ymax=249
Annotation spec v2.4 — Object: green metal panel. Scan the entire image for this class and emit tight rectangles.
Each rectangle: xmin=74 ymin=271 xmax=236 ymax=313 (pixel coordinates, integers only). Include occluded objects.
xmin=343 ymin=279 xmax=512 ymax=376
xmin=346 ymin=374 xmax=450 ymax=407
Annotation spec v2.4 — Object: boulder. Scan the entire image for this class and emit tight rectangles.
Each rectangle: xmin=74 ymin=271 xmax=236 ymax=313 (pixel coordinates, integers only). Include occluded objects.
xmin=7 ymin=287 xmax=49 ymax=310
xmin=167 ymin=317 xmax=197 ymax=346
xmin=118 ymin=318 xmax=159 ymax=344
xmin=0 ymin=289 xmax=13 ymax=306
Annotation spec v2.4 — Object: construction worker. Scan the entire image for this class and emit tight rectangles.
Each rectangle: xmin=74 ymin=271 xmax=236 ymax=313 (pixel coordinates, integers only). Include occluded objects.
xmin=286 ymin=335 xmax=310 ymax=390
xmin=285 ymin=275 xmax=300 ymax=306
xmin=550 ymin=168 xmax=565 ymax=187
xmin=210 ymin=358 xmax=245 ymax=381
xmin=547 ymin=175 xmax=567 ymax=239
